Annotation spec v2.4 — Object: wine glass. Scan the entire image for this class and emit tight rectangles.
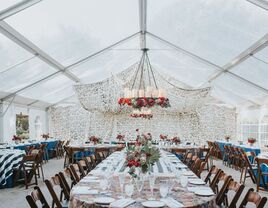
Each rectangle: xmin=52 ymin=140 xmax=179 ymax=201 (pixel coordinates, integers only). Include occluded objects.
xmin=134 ymin=177 xmax=144 ymax=201
xmin=118 ymin=172 xmax=125 ymax=198
xmin=99 ymin=179 xmax=108 ymax=194
xmin=180 ymin=175 xmax=188 ymax=188
xmin=148 ymin=174 xmax=156 ymax=200
xmin=125 ymin=183 xmax=134 ymax=198
xmin=159 ymin=181 xmax=169 ymax=199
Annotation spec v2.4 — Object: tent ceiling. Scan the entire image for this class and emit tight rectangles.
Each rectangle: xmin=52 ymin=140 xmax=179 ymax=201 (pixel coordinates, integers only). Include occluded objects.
xmin=0 ymin=0 xmax=267 ymax=110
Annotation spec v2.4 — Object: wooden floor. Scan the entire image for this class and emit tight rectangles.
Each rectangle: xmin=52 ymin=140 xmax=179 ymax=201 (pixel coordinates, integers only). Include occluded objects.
xmin=0 ymin=157 xmax=267 ymax=208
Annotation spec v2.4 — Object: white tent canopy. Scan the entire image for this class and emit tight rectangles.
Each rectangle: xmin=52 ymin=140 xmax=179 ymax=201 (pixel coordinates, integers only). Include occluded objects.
xmin=0 ymin=0 xmax=268 ymax=110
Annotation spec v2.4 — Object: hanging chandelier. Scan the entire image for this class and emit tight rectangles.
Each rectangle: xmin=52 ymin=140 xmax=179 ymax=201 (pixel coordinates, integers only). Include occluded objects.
xmin=118 ymin=48 xmax=170 ymax=116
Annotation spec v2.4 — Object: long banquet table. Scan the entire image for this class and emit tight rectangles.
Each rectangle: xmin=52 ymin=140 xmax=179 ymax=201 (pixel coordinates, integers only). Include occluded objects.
xmin=69 ymin=150 xmax=216 ymax=208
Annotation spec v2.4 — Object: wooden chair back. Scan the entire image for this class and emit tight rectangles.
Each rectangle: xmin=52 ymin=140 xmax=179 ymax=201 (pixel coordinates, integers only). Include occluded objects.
xmin=217 ymin=179 xmax=245 ymax=208
xmin=77 ymin=160 xmax=86 ymax=178
xmin=204 ymin=165 xmax=221 ymax=184
xmin=239 ymin=188 xmax=267 ymax=208
xmin=58 ymin=172 xmax=70 ymax=200
xmin=26 ymin=186 xmax=50 ymax=208
xmin=256 ymin=157 xmax=268 ymax=192
xmin=45 ymin=179 xmax=62 ymax=208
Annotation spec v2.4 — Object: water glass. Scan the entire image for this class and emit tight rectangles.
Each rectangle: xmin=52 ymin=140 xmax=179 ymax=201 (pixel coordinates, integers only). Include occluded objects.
xmin=149 ymin=174 xmax=156 ymax=198
xmin=118 ymin=172 xmax=125 ymax=197
xmin=125 ymin=183 xmax=134 ymax=198
xmin=180 ymin=175 xmax=188 ymax=188
xmin=100 ymin=179 xmax=108 ymax=192
xmin=159 ymin=181 xmax=169 ymax=198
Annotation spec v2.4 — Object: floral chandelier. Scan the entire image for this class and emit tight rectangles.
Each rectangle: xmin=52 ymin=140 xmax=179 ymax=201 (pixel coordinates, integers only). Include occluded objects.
xmin=118 ymin=48 xmax=170 ymax=118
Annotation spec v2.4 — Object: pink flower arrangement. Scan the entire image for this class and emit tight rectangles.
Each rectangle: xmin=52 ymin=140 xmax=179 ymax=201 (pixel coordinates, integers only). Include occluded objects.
xmin=159 ymin=134 xmax=167 ymax=140
xmin=89 ymin=136 xmax=101 ymax=144
xmin=116 ymin=134 xmax=125 ymax=141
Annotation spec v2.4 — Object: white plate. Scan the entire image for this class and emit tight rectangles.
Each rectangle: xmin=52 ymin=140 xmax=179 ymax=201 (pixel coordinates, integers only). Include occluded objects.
xmin=194 ymin=189 xmax=215 ymax=196
xmin=142 ymin=200 xmax=165 ymax=208
xmin=94 ymin=197 xmax=115 ymax=205
xmin=188 ymin=179 xmax=206 ymax=185
xmin=182 ymin=171 xmax=195 ymax=176
xmin=84 ymin=176 xmax=99 ymax=180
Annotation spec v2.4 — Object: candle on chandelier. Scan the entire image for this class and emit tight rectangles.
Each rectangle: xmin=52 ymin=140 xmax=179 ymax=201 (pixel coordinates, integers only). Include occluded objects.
xmin=152 ymin=89 xmax=159 ymax=98
xmin=124 ymin=88 xmax=129 ymax=98
xmin=158 ymin=89 xmax=166 ymax=97
xmin=139 ymin=89 xmax=145 ymax=97
xmin=131 ymin=89 xmax=138 ymax=98
xmin=146 ymin=86 xmax=153 ymax=97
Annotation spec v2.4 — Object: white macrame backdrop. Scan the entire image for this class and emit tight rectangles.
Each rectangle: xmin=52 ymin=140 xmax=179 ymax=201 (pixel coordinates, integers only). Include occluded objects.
xmin=49 ymin=64 xmax=236 ymax=143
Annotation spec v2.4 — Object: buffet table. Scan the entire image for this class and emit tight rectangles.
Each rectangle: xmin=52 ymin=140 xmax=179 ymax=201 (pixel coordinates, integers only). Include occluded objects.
xmin=69 ymin=151 xmax=216 ymax=208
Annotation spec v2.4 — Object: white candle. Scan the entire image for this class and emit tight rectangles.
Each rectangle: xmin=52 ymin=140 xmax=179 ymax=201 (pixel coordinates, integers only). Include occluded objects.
xmin=158 ymin=89 xmax=164 ymax=97
xmin=127 ymin=90 xmax=132 ymax=98
xmin=124 ymin=88 xmax=129 ymax=98
xmin=152 ymin=89 xmax=159 ymax=98
xmin=139 ymin=89 xmax=145 ymax=97
xmin=132 ymin=89 xmax=138 ymax=98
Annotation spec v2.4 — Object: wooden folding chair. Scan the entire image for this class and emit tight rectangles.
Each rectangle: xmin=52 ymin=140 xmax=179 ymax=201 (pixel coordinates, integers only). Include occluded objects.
xmin=256 ymin=157 xmax=268 ymax=192
xmin=239 ymin=188 xmax=267 ymax=208
xmin=216 ymin=178 xmax=245 ymax=208
xmin=26 ymin=186 xmax=50 ymax=208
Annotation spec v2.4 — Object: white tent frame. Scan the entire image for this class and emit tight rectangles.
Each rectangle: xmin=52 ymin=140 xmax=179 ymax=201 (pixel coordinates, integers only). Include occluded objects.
xmin=0 ymin=0 xmax=267 ymax=110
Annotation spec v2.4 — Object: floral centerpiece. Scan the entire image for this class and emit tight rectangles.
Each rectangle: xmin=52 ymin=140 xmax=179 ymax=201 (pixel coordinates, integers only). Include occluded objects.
xmin=118 ymin=97 xmax=170 ymax=109
xmin=159 ymin=134 xmax=167 ymax=140
xmin=171 ymin=136 xmax=180 ymax=144
xmin=248 ymin=138 xmax=256 ymax=146
xmin=125 ymin=131 xmax=160 ymax=179
xmin=225 ymin=136 xmax=231 ymax=142
xmin=41 ymin=133 xmax=50 ymax=140
xmin=116 ymin=134 xmax=125 ymax=141
xmin=89 ymin=136 xmax=101 ymax=145
xmin=12 ymin=135 xmax=21 ymax=144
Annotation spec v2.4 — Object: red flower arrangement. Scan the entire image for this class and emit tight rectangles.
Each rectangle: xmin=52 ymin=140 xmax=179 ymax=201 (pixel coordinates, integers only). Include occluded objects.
xmin=41 ymin=133 xmax=50 ymax=140
xmin=12 ymin=135 xmax=21 ymax=141
xmin=172 ymin=137 xmax=181 ymax=144
xmin=89 ymin=136 xmax=101 ymax=145
xmin=126 ymin=131 xmax=160 ymax=178
xmin=116 ymin=134 xmax=125 ymax=141
xmin=248 ymin=138 xmax=256 ymax=144
xmin=118 ymin=97 xmax=170 ymax=109
xmin=159 ymin=134 xmax=167 ymax=140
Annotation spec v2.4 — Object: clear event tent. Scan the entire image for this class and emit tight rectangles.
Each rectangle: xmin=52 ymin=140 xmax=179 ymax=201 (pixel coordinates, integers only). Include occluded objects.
xmin=0 ymin=0 xmax=268 ymax=141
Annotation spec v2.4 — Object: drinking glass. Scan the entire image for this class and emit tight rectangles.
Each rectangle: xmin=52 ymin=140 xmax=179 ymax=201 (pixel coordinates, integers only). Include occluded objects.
xmin=99 ymin=179 xmax=108 ymax=193
xmin=118 ymin=172 xmax=125 ymax=197
xmin=148 ymin=174 xmax=156 ymax=199
xmin=159 ymin=181 xmax=169 ymax=198
xmin=125 ymin=183 xmax=134 ymax=198
xmin=134 ymin=177 xmax=144 ymax=201
xmin=180 ymin=175 xmax=188 ymax=188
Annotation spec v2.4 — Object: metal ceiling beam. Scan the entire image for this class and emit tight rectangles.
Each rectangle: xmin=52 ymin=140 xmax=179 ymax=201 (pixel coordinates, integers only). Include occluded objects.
xmin=139 ymin=0 xmax=147 ymax=49
xmin=66 ymin=32 xmax=140 ymax=70
xmin=0 ymin=32 xmax=140 ymax=102
xmin=0 ymin=0 xmax=43 ymax=21
xmin=0 ymin=21 xmax=81 ymax=82
xmin=246 ymin=0 xmax=268 ymax=10
xmin=147 ymin=32 xmax=268 ymax=94
xmin=205 ymin=33 xmax=268 ymax=83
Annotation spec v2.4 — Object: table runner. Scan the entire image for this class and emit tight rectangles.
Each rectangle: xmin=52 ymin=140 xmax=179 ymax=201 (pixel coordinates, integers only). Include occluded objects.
xmin=70 ymin=151 xmax=216 ymax=208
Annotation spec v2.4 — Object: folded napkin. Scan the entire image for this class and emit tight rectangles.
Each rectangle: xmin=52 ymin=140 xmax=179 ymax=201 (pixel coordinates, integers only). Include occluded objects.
xmin=187 ymin=186 xmax=210 ymax=192
xmin=72 ymin=187 xmax=98 ymax=195
xmin=80 ymin=178 xmax=100 ymax=183
xmin=160 ymin=197 xmax=183 ymax=208
xmin=110 ymin=198 xmax=135 ymax=208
